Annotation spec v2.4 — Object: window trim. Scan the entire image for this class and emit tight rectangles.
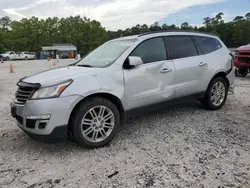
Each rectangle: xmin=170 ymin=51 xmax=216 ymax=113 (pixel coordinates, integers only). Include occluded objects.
xmin=124 ymin=36 xmax=169 ymax=67
xmin=191 ymin=36 xmax=203 ymax=55
xmin=165 ymin=35 xmax=200 ymax=60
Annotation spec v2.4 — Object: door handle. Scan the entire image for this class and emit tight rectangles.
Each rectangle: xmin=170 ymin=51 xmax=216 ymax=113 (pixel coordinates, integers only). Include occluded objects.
xmin=199 ymin=62 xmax=207 ymax=67
xmin=160 ymin=68 xmax=172 ymax=73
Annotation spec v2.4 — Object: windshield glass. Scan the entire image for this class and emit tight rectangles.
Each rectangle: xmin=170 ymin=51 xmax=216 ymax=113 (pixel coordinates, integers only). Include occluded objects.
xmin=76 ymin=39 xmax=136 ymax=67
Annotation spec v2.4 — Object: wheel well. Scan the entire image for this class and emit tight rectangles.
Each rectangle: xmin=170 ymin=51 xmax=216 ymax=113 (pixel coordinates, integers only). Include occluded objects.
xmin=206 ymin=72 xmax=229 ymax=95
xmin=68 ymin=93 xmax=125 ymax=130
xmin=211 ymin=72 xmax=229 ymax=86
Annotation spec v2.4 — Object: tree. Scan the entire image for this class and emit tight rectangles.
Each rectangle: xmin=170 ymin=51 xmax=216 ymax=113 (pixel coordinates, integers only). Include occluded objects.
xmin=203 ymin=17 xmax=211 ymax=27
xmin=0 ymin=12 xmax=250 ymax=54
xmin=245 ymin=12 xmax=250 ymax=20
xmin=233 ymin=16 xmax=244 ymax=22
xmin=181 ymin=22 xmax=190 ymax=29
xmin=0 ymin=16 xmax=11 ymax=31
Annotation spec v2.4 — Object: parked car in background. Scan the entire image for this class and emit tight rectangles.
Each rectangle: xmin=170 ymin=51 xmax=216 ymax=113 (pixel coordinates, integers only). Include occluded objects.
xmin=234 ymin=44 xmax=250 ymax=77
xmin=0 ymin=54 xmax=10 ymax=61
xmin=17 ymin=52 xmax=37 ymax=60
xmin=10 ymin=31 xmax=235 ymax=148
xmin=0 ymin=51 xmax=36 ymax=60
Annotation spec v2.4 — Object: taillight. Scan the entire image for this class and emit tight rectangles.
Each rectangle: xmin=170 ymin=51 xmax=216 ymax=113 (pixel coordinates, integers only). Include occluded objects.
xmin=229 ymin=53 xmax=234 ymax=68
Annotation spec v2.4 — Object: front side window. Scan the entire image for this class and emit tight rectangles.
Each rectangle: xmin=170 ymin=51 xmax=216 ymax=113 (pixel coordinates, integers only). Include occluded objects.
xmin=76 ymin=39 xmax=136 ymax=68
xmin=131 ymin=37 xmax=167 ymax=64
xmin=194 ymin=36 xmax=222 ymax=54
xmin=167 ymin=36 xmax=198 ymax=59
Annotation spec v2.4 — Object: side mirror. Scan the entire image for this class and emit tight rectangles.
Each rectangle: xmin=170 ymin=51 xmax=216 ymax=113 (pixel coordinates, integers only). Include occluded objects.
xmin=128 ymin=56 xmax=143 ymax=67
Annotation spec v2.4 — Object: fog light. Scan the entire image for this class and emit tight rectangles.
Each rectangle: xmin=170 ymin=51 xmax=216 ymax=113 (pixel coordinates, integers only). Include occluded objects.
xmin=26 ymin=114 xmax=51 ymax=120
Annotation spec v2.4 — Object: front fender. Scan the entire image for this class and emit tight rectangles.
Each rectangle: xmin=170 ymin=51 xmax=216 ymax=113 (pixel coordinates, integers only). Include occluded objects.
xmin=61 ymin=70 xmax=125 ymax=102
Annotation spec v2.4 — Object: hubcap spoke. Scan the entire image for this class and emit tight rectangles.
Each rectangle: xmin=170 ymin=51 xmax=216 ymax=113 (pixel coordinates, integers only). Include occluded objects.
xmin=99 ymin=106 xmax=106 ymax=117
xmin=83 ymin=126 xmax=94 ymax=136
xmin=99 ymin=129 xmax=106 ymax=138
xmin=212 ymin=88 xmax=217 ymax=94
xmin=82 ymin=118 xmax=92 ymax=126
xmin=104 ymin=113 xmax=113 ymax=121
xmin=89 ymin=109 xmax=98 ymax=119
xmin=211 ymin=94 xmax=216 ymax=101
xmin=92 ymin=130 xmax=98 ymax=140
xmin=103 ymin=122 xmax=114 ymax=128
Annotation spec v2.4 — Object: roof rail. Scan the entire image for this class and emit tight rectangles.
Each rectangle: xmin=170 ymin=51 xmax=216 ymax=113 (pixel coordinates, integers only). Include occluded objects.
xmin=138 ymin=30 xmax=213 ymax=37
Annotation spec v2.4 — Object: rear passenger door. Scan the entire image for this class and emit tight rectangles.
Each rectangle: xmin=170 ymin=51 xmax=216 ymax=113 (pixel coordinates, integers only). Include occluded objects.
xmin=165 ymin=36 xmax=208 ymax=98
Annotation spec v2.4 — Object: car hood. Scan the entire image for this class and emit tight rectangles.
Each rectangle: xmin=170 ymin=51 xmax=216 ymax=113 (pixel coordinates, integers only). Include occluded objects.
xmin=23 ymin=66 xmax=104 ymax=86
xmin=237 ymin=44 xmax=250 ymax=51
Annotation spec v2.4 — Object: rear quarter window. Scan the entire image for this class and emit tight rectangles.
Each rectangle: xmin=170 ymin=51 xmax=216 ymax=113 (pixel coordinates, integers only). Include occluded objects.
xmin=194 ymin=36 xmax=222 ymax=55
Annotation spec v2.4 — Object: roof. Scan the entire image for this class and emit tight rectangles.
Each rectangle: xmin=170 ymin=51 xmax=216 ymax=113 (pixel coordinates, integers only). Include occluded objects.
xmin=42 ymin=44 xmax=77 ymax=51
xmin=112 ymin=30 xmax=217 ymax=42
xmin=138 ymin=30 xmax=214 ymax=37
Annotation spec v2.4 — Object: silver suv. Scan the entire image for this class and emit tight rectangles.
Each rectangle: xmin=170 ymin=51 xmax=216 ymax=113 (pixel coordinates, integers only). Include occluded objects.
xmin=10 ymin=31 xmax=235 ymax=148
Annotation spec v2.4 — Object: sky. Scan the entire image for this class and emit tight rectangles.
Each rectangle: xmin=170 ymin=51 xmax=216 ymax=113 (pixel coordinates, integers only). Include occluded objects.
xmin=0 ymin=0 xmax=249 ymax=30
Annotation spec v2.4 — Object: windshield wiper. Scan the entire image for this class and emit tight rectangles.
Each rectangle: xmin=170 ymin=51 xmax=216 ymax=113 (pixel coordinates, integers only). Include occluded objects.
xmin=77 ymin=64 xmax=93 ymax=68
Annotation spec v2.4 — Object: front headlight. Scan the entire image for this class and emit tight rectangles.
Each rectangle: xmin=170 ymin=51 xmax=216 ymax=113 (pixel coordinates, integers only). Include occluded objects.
xmin=31 ymin=80 xmax=73 ymax=99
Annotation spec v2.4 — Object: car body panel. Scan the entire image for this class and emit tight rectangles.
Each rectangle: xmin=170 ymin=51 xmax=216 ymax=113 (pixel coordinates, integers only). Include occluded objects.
xmin=123 ymin=60 xmax=175 ymax=109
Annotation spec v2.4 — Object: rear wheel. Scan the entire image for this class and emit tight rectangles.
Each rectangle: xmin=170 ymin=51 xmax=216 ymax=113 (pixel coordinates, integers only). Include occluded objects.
xmin=202 ymin=77 xmax=228 ymax=110
xmin=25 ymin=56 xmax=28 ymax=60
xmin=235 ymin=68 xmax=248 ymax=77
xmin=70 ymin=97 xmax=120 ymax=148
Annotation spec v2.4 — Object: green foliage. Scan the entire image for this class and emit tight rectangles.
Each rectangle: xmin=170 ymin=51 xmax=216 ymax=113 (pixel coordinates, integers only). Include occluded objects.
xmin=107 ymin=12 xmax=250 ymax=48
xmin=0 ymin=16 xmax=107 ymax=55
xmin=0 ymin=13 xmax=250 ymax=55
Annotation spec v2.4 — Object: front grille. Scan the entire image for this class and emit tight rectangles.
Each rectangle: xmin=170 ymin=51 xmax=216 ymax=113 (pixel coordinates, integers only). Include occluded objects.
xmin=15 ymin=86 xmax=34 ymax=104
xmin=239 ymin=57 xmax=250 ymax=63
xmin=239 ymin=52 xmax=250 ymax=56
xmin=14 ymin=81 xmax=40 ymax=105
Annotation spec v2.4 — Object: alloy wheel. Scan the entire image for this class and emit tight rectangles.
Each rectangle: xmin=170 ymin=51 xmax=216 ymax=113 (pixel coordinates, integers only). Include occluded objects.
xmin=211 ymin=82 xmax=226 ymax=106
xmin=81 ymin=105 xmax=115 ymax=143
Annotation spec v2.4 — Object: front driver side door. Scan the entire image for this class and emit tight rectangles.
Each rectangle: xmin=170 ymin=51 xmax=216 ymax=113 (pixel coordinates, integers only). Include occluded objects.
xmin=123 ymin=37 xmax=176 ymax=110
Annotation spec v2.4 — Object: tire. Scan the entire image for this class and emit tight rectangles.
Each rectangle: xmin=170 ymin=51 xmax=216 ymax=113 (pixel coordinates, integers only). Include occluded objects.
xmin=202 ymin=77 xmax=228 ymax=110
xmin=69 ymin=97 xmax=120 ymax=148
xmin=25 ymin=56 xmax=28 ymax=60
xmin=235 ymin=68 xmax=248 ymax=77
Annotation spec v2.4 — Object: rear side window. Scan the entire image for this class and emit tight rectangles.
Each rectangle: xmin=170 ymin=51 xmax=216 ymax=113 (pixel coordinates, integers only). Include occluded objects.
xmin=194 ymin=36 xmax=222 ymax=54
xmin=167 ymin=36 xmax=198 ymax=59
xmin=131 ymin=37 xmax=167 ymax=64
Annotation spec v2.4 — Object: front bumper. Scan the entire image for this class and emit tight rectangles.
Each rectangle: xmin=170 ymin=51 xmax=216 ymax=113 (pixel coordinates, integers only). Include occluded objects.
xmin=234 ymin=59 xmax=250 ymax=68
xmin=10 ymin=95 xmax=83 ymax=142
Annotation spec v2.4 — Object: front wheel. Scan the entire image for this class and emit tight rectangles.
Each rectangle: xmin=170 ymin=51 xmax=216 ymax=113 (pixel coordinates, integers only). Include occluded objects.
xmin=70 ymin=97 xmax=120 ymax=148
xmin=202 ymin=77 xmax=228 ymax=110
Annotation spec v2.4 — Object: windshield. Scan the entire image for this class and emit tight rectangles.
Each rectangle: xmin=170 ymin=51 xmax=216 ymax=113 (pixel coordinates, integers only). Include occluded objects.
xmin=76 ymin=39 xmax=136 ymax=68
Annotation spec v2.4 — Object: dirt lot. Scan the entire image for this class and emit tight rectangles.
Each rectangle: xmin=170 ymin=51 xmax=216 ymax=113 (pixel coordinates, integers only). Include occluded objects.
xmin=0 ymin=60 xmax=250 ymax=188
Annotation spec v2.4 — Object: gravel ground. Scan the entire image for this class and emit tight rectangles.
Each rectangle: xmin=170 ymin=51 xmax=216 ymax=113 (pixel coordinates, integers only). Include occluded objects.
xmin=0 ymin=60 xmax=250 ymax=188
